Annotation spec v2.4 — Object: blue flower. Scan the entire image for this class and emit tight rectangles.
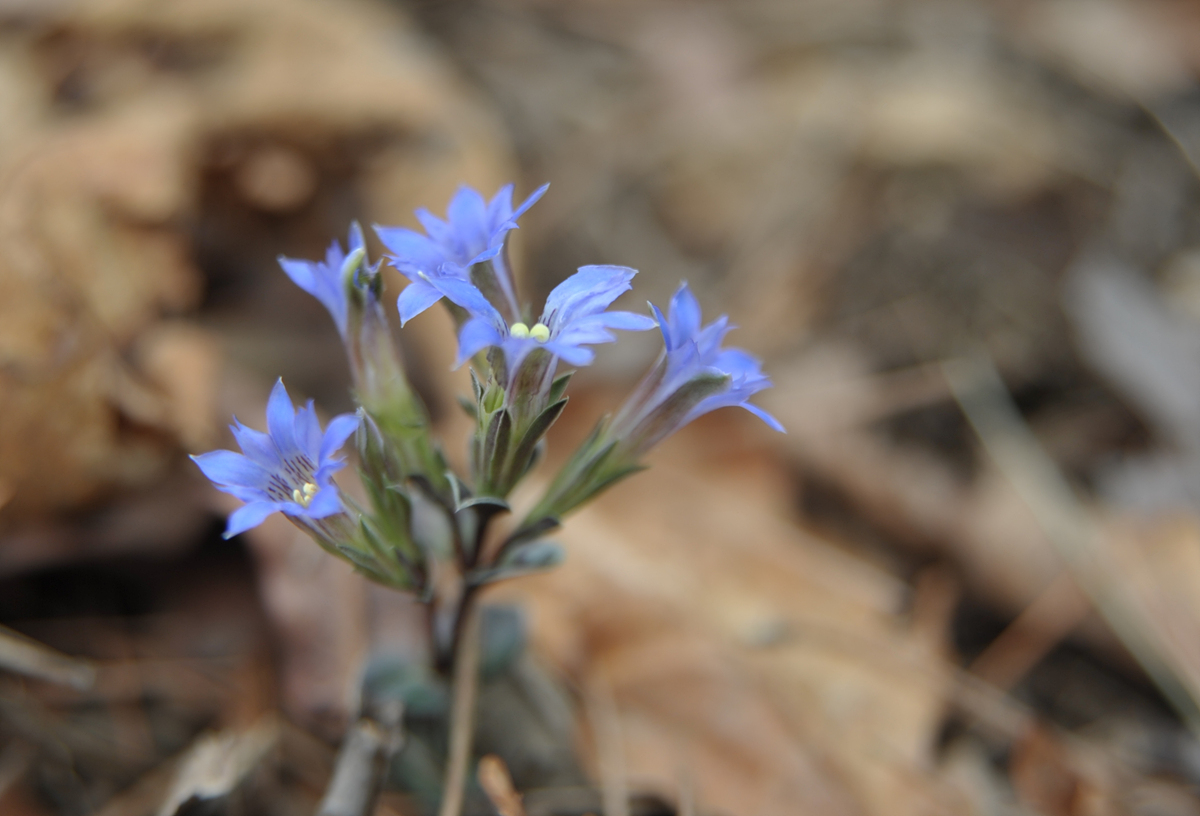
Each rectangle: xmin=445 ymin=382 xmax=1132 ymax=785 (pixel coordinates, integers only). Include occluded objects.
xmin=191 ymin=380 xmax=361 ymax=538
xmin=611 ymin=283 xmax=783 ymax=454
xmin=278 ymin=223 xmax=367 ymax=339
xmin=376 ymin=183 xmax=549 ymax=324
xmin=452 ymin=264 xmax=657 ymax=380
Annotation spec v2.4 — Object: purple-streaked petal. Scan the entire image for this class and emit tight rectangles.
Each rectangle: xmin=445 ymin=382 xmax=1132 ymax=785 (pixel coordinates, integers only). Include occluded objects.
xmin=224 ymin=501 xmax=282 ymax=538
xmin=456 ymin=318 xmax=504 ymax=367
xmin=397 ymin=280 xmax=445 ymax=325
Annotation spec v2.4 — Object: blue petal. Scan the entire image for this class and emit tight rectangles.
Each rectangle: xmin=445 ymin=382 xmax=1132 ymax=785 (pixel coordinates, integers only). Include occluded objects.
xmin=414 ymin=208 xmax=454 ymax=246
xmin=191 ymin=450 xmax=272 ymax=492
xmin=278 ymin=256 xmax=317 ymax=296
xmin=224 ymin=501 xmax=282 ymax=538
xmin=650 ymin=301 xmax=673 ymax=350
xmin=541 ymin=339 xmax=594 ymax=367
xmin=741 ymin=403 xmax=786 ymax=433
xmin=596 ymin=311 xmax=657 ymax=331
xmin=542 ymin=265 xmax=637 ymax=329
xmin=668 ymin=283 xmax=702 ymax=348
xmin=302 ymin=484 xmax=344 ymax=519
xmin=500 ymin=336 xmax=540 ymax=376
xmin=348 ymin=221 xmax=365 ymax=254
xmin=295 ymin=401 xmax=323 ymax=460
xmin=486 ymin=183 xmax=515 ymax=225
xmin=229 ymin=420 xmax=280 ymax=470
xmin=374 ymin=226 xmax=445 ymax=275
xmin=713 ymin=347 xmax=763 ymax=379
xmin=427 ymin=276 xmax=504 ymax=324
xmin=397 ymin=280 xmax=444 ymax=325
xmin=456 ymin=318 xmax=503 ymax=367
xmin=266 ymin=379 xmax=300 ymax=459
xmin=278 ymin=249 xmax=349 ymax=338
xmin=320 ymin=414 xmax=360 ymax=463
xmin=447 ymin=186 xmax=489 ymax=253
xmin=511 ymin=183 xmax=549 ymax=221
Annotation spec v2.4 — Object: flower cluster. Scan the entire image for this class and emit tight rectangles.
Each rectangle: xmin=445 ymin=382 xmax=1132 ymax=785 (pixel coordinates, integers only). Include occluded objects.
xmin=193 ymin=182 xmax=782 ymax=643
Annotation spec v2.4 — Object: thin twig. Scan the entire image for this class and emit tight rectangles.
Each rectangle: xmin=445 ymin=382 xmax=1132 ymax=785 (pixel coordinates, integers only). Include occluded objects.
xmin=584 ymin=670 xmax=628 ymax=816
xmin=943 ymin=353 xmax=1200 ymax=734
xmin=968 ymin=570 xmax=1090 ymax=691
xmin=317 ymin=700 xmax=405 ymax=816
xmin=438 ymin=600 xmax=482 ymax=816
xmin=0 ymin=624 xmax=95 ymax=690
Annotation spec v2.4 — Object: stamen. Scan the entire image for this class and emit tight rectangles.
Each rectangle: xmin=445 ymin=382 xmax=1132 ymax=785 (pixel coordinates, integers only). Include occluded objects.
xmin=510 ymin=322 xmax=530 ymax=339
xmin=292 ymin=481 xmax=318 ymax=507
xmin=530 ymin=323 xmax=550 ymax=342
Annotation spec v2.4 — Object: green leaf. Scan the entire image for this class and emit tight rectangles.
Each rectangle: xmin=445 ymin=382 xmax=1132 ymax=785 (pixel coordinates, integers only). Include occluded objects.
xmin=470 ymin=540 xmax=565 ymax=586
xmin=548 ymin=371 xmax=573 ymax=404
xmin=503 ymin=515 xmax=561 ymax=549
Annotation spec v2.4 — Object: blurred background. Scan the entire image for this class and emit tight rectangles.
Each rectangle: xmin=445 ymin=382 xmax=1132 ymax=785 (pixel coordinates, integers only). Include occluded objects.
xmin=5 ymin=0 xmax=1200 ymax=813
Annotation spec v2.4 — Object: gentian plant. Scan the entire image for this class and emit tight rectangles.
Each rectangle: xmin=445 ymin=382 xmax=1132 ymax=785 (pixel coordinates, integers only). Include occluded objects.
xmin=193 ymin=183 xmax=782 ymax=812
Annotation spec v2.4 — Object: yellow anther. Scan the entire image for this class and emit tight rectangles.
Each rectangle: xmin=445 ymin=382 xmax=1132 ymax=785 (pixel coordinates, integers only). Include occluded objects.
xmin=509 ymin=322 xmax=530 ymax=339
xmin=530 ymin=323 xmax=551 ymax=342
xmin=292 ymin=482 xmax=318 ymax=507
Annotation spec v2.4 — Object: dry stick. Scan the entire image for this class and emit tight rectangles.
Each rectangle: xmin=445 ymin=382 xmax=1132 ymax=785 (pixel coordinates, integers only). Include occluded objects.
xmin=0 ymin=624 xmax=95 ymax=690
xmin=438 ymin=601 xmax=482 ymax=816
xmin=968 ymin=570 xmax=1091 ymax=691
xmin=943 ymin=354 xmax=1200 ymax=735
xmin=317 ymin=701 xmax=405 ymax=816
xmin=478 ymin=754 xmax=526 ymax=816
xmin=584 ymin=670 xmax=628 ymax=816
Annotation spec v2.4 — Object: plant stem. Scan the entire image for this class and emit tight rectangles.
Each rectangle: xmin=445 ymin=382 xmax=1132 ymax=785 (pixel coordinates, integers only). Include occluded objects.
xmin=438 ymin=597 xmax=482 ymax=816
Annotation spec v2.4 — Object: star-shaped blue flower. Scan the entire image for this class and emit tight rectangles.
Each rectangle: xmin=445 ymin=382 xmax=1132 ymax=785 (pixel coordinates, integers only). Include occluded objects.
xmin=278 ymin=223 xmax=367 ymax=339
xmin=612 ymin=283 xmax=783 ymax=454
xmin=375 ymin=183 xmax=549 ymax=325
xmin=451 ymin=264 xmax=657 ymax=380
xmin=191 ymin=380 xmax=361 ymax=538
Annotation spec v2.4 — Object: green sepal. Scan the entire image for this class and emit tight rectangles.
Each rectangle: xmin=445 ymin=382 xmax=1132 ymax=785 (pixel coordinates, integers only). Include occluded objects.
xmin=504 ymin=398 xmax=567 ymax=488
xmin=481 ymin=408 xmax=513 ymax=494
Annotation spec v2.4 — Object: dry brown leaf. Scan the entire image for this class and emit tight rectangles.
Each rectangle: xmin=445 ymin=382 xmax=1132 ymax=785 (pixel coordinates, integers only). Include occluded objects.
xmin=0 ymin=0 xmax=514 ymax=528
xmin=493 ymin=413 xmax=975 ymax=816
